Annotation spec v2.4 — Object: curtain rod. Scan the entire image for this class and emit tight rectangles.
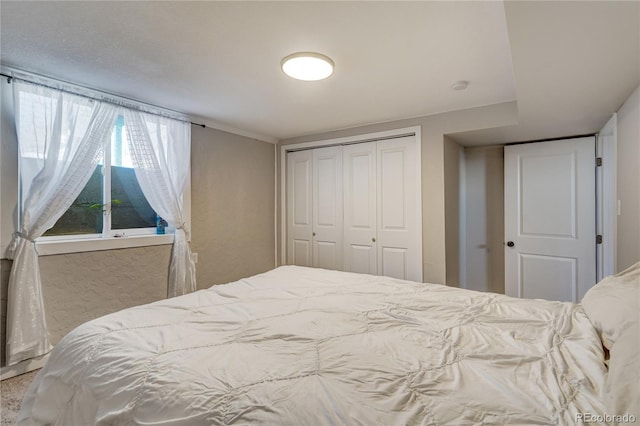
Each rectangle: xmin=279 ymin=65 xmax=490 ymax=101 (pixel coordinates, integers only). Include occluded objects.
xmin=285 ymin=133 xmax=416 ymax=153
xmin=0 ymin=72 xmax=206 ymax=128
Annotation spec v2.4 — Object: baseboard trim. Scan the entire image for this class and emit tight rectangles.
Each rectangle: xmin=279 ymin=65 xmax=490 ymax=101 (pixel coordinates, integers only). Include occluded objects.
xmin=0 ymin=353 xmax=49 ymax=381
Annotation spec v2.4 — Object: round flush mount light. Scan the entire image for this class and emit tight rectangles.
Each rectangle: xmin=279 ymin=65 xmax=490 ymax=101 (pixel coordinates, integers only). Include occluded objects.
xmin=451 ymin=80 xmax=469 ymax=91
xmin=281 ymin=52 xmax=334 ymax=81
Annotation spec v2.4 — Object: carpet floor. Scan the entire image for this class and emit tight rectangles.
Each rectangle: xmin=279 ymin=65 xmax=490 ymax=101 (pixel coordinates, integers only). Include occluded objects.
xmin=0 ymin=370 xmax=38 ymax=426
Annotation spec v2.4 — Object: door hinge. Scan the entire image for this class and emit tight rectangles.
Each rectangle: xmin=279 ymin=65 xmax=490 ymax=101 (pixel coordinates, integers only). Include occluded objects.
xmin=596 ymin=157 xmax=603 ymax=167
xmin=596 ymin=235 xmax=603 ymax=244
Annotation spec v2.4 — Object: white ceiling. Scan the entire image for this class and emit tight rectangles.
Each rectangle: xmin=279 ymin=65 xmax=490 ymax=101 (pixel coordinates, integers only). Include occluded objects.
xmin=452 ymin=0 xmax=640 ymax=146
xmin=1 ymin=1 xmax=638 ymax=145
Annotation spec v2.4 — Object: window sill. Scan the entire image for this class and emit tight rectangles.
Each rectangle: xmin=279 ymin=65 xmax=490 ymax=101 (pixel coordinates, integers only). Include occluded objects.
xmin=36 ymin=234 xmax=174 ymax=256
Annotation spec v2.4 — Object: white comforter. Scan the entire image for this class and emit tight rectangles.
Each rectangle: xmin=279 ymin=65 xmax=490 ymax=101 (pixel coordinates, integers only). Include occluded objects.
xmin=19 ymin=266 xmax=607 ymax=425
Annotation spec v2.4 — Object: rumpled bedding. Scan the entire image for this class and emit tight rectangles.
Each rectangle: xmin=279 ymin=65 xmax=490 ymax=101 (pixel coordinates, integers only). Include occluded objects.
xmin=18 ymin=266 xmax=607 ymax=425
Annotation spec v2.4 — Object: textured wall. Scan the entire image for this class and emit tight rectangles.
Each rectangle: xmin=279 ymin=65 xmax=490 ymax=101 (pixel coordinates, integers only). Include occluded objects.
xmin=616 ymin=85 xmax=640 ymax=271
xmin=38 ymin=246 xmax=171 ymax=342
xmin=0 ymin=247 xmax=170 ymax=366
xmin=191 ymin=125 xmax=275 ymax=287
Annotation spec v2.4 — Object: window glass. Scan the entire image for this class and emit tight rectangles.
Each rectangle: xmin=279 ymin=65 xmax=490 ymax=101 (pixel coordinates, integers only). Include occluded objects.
xmin=41 ymin=115 xmax=157 ymax=237
xmin=43 ymin=165 xmax=104 ymax=236
xmin=110 ymin=116 xmax=156 ymax=230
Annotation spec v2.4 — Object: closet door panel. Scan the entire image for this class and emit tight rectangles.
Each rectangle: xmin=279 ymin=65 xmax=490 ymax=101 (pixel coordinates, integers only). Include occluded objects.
xmin=377 ymin=137 xmax=420 ymax=281
xmin=316 ymin=241 xmax=338 ymax=270
xmin=292 ymin=240 xmax=312 ymax=266
xmin=313 ymin=146 xmax=343 ymax=270
xmin=380 ymin=150 xmax=406 ymax=229
xmin=287 ymin=150 xmax=313 ymax=267
xmin=343 ymin=142 xmax=377 ymax=275
xmin=381 ymin=247 xmax=407 ymax=280
xmin=349 ymin=245 xmax=375 ymax=274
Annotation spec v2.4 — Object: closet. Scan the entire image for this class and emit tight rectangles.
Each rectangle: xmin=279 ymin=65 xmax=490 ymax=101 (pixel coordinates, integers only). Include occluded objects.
xmin=286 ymin=135 xmax=421 ymax=281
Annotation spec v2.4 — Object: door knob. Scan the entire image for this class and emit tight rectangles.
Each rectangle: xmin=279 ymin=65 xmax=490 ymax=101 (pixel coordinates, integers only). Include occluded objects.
xmin=312 ymin=232 xmax=316 ymax=237
xmin=372 ymin=237 xmax=376 ymax=243
xmin=506 ymin=241 xmax=515 ymax=247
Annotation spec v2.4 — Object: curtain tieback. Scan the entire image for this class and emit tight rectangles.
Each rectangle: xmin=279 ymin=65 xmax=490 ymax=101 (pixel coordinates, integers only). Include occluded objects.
xmin=7 ymin=232 xmax=36 ymax=260
xmin=15 ymin=231 xmax=36 ymax=243
xmin=174 ymin=222 xmax=191 ymax=240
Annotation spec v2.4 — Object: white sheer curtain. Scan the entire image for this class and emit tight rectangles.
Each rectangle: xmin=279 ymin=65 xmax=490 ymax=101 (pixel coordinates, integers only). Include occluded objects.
xmin=123 ymin=109 xmax=195 ymax=297
xmin=6 ymin=82 xmax=118 ymax=365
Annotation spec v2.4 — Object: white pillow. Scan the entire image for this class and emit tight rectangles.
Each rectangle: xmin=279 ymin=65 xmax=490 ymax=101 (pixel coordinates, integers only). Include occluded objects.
xmin=604 ymin=323 xmax=639 ymax=421
xmin=582 ymin=262 xmax=639 ymax=350
xmin=583 ymin=263 xmax=640 ymax=420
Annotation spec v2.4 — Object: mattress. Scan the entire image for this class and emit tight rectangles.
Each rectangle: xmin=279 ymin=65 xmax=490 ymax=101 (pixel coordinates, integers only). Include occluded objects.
xmin=18 ymin=266 xmax=607 ymax=425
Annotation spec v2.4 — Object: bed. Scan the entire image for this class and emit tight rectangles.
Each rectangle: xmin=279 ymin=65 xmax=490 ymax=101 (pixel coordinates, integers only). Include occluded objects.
xmin=17 ymin=264 xmax=639 ymax=425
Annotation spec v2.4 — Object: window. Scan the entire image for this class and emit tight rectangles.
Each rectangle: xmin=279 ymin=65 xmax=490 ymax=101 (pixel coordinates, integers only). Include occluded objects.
xmin=13 ymin=79 xmax=191 ymax=257
xmin=42 ymin=115 xmax=160 ymax=238
xmin=5 ymin=79 xmax=195 ymax=367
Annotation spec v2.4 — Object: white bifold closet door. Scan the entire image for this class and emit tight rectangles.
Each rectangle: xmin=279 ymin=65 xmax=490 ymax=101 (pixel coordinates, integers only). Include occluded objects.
xmin=343 ymin=136 xmax=420 ymax=281
xmin=287 ymin=146 xmax=343 ymax=270
xmin=312 ymin=146 xmax=343 ymax=270
xmin=287 ymin=135 xmax=420 ymax=282
xmin=287 ymin=149 xmax=313 ymax=267
xmin=343 ymin=142 xmax=377 ymax=274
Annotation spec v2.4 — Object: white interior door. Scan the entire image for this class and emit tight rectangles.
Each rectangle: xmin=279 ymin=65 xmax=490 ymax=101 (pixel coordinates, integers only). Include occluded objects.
xmin=377 ymin=137 xmax=421 ymax=281
xmin=504 ymin=137 xmax=596 ymax=302
xmin=343 ymin=142 xmax=377 ymax=274
xmin=312 ymin=146 xmax=343 ymax=270
xmin=287 ymin=150 xmax=313 ymax=267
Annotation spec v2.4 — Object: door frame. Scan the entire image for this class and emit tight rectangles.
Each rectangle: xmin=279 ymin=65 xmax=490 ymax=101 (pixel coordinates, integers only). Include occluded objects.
xmin=596 ymin=114 xmax=617 ymax=280
xmin=279 ymin=126 xmax=423 ymax=280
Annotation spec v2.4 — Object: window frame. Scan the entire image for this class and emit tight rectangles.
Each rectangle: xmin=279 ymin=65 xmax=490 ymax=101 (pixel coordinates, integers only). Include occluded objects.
xmin=32 ymin=172 xmax=191 ymax=257
xmin=31 ymin=176 xmax=191 ymax=257
xmin=33 ymin=115 xmax=165 ymax=245
xmin=27 ymin=119 xmax=192 ymax=256
xmin=1 ymin=70 xmax=192 ymax=259
xmin=101 ymin=125 xmax=158 ymax=239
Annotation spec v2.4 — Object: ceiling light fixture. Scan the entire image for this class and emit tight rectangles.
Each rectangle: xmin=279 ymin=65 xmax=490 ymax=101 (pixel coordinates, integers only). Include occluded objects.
xmin=451 ymin=80 xmax=469 ymax=91
xmin=281 ymin=52 xmax=334 ymax=81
